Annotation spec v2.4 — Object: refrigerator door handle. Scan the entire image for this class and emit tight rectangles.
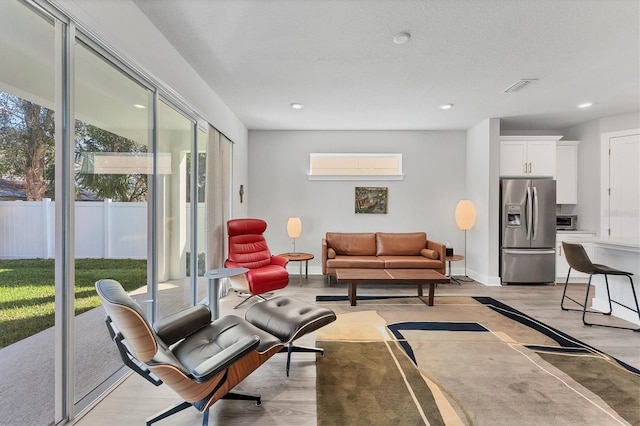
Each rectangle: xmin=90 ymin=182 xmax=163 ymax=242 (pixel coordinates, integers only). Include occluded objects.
xmin=532 ymin=186 xmax=538 ymax=241
xmin=526 ymin=186 xmax=532 ymax=240
xmin=503 ymin=249 xmax=556 ymax=255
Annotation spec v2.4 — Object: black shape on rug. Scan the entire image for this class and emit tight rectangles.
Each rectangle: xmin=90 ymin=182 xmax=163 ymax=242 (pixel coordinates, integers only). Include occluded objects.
xmin=473 ymin=296 xmax=640 ymax=374
xmin=387 ymin=321 xmax=487 ymax=364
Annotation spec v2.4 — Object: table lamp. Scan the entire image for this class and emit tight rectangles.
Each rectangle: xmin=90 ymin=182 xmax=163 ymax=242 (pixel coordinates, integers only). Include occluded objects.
xmin=455 ymin=200 xmax=476 ymax=281
xmin=287 ymin=217 xmax=302 ymax=256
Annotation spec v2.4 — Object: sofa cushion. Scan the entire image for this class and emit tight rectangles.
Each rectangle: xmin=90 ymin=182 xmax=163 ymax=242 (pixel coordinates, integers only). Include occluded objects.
xmin=376 ymin=232 xmax=427 ymax=256
xmin=380 ymin=256 xmax=443 ymax=269
xmin=420 ymin=248 xmax=440 ymax=259
xmin=326 ymin=233 xmax=376 ymax=256
xmin=326 ymin=256 xmax=384 ymax=269
xmin=327 ymin=248 xmax=336 ymax=259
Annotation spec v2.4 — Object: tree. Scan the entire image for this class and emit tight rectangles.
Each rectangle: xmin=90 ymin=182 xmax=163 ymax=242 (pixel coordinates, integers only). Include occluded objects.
xmin=74 ymin=122 xmax=148 ymax=202
xmin=186 ymin=152 xmax=207 ymax=203
xmin=1 ymin=91 xmax=149 ymax=202
xmin=0 ymin=93 xmax=55 ymax=200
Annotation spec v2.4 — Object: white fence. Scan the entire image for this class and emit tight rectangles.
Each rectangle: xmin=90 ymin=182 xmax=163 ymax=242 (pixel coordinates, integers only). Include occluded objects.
xmin=0 ymin=199 xmax=148 ymax=259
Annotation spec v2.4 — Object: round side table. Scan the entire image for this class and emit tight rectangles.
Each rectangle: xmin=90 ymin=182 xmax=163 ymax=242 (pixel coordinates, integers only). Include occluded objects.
xmin=445 ymin=254 xmax=464 ymax=285
xmin=277 ymin=252 xmax=314 ymax=284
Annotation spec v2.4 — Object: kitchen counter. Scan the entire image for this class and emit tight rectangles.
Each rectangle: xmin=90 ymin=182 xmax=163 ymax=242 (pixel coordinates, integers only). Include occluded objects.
xmin=591 ymin=236 xmax=640 ymax=250
xmin=556 ymin=230 xmax=596 ymax=235
xmin=589 ymin=237 xmax=640 ymax=325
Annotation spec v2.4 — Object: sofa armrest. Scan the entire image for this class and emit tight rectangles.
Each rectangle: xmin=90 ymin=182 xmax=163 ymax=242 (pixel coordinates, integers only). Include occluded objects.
xmin=427 ymin=240 xmax=446 ymax=274
xmin=321 ymin=239 xmax=328 ymax=275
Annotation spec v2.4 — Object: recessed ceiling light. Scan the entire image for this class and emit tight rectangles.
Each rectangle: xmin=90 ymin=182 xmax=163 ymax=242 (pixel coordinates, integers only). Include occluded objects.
xmin=439 ymin=103 xmax=454 ymax=110
xmin=133 ymin=104 xmax=146 ymax=109
xmin=577 ymin=102 xmax=593 ymax=109
xmin=290 ymin=103 xmax=304 ymax=110
xmin=393 ymin=32 xmax=411 ymax=45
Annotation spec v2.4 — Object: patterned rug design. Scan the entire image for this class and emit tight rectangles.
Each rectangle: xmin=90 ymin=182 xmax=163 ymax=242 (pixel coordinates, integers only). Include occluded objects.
xmin=315 ymin=296 xmax=639 ymax=426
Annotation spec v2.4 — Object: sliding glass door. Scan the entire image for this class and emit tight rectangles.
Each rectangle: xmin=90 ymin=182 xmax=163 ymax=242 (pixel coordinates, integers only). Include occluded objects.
xmin=156 ymin=100 xmax=198 ymax=319
xmin=0 ymin=1 xmax=234 ymax=423
xmin=0 ymin=2 xmax=56 ymax=424
xmin=73 ymin=39 xmax=153 ymax=408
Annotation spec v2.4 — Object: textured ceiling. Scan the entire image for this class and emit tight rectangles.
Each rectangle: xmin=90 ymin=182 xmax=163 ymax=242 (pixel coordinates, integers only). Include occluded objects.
xmin=133 ymin=0 xmax=639 ymax=131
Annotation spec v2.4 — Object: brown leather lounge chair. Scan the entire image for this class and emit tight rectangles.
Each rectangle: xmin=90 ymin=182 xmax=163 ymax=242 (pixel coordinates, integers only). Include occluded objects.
xmin=96 ymin=279 xmax=336 ymax=425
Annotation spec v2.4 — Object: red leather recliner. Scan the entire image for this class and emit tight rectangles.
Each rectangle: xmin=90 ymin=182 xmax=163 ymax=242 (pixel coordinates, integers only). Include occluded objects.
xmin=225 ymin=218 xmax=289 ymax=308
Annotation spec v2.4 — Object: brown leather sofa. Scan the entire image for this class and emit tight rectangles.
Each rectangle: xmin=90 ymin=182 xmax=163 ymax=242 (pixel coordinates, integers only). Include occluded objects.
xmin=321 ymin=232 xmax=446 ymax=278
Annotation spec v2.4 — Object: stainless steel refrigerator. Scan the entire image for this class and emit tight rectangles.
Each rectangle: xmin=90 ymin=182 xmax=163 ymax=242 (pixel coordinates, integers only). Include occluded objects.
xmin=500 ymin=179 xmax=556 ymax=284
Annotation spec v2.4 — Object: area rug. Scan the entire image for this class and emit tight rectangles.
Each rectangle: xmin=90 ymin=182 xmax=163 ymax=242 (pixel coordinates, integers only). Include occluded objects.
xmin=315 ymin=296 xmax=640 ymax=426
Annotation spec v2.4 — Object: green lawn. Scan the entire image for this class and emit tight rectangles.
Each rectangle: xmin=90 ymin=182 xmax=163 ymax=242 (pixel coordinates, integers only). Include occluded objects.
xmin=0 ymin=258 xmax=147 ymax=348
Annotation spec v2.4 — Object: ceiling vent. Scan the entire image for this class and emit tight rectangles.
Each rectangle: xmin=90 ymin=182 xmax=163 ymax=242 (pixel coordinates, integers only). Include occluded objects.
xmin=503 ymin=79 xmax=538 ymax=93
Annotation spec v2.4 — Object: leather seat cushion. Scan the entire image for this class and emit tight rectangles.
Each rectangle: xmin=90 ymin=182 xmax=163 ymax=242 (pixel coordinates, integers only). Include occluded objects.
xmin=245 ymin=296 xmax=336 ymax=343
xmin=247 ymin=265 xmax=289 ymax=294
xmin=380 ymin=256 xmax=442 ymax=269
xmin=171 ymin=315 xmax=281 ymax=371
xmin=325 ymin=256 xmax=385 ymax=269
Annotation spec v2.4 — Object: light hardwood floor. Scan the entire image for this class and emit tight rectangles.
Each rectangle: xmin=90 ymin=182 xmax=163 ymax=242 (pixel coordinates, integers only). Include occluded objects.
xmin=73 ymin=276 xmax=640 ymax=426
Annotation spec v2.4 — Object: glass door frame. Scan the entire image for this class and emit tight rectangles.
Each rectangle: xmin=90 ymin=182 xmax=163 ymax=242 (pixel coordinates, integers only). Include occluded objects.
xmin=22 ymin=0 xmax=211 ymax=422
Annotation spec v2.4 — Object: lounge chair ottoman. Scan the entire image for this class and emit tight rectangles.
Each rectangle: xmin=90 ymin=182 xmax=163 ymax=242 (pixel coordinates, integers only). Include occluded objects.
xmin=245 ymin=296 xmax=336 ymax=376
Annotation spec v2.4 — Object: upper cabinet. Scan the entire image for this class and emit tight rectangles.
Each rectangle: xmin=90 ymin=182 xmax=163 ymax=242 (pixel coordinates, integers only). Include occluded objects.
xmin=500 ymin=136 xmax=562 ymax=177
xmin=556 ymin=141 xmax=579 ymax=204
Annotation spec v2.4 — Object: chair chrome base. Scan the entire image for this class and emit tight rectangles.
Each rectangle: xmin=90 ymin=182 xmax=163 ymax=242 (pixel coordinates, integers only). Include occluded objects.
xmin=233 ymin=292 xmax=272 ymax=309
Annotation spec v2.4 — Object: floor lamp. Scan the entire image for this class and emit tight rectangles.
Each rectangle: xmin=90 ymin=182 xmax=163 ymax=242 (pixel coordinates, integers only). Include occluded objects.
xmin=455 ymin=200 xmax=476 ymax=282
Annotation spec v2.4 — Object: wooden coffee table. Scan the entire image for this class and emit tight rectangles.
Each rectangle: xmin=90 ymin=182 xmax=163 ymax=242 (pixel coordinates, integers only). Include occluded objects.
xmin=335 ymin=268 xmax=450 ymax=306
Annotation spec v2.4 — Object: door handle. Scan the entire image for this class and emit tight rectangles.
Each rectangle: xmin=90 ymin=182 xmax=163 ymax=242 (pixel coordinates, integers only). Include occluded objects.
xmin=528 ymin=162 xmax=532 ymax=173
xmin=523 ymin=162 xmax=527 ymax=174
xmin=503 ymin=249 xmax=556 ymax=255
xmin=526 ymin=186 xmax=532 ymax=240
xmin=532 ymin=186 xmax=538 ymax=240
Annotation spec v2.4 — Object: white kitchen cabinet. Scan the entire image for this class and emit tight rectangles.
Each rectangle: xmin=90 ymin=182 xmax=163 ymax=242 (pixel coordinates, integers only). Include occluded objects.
xmin=556 ymin=232 xmax=595 ymax=282
xmin=556 ymin=141 xmax=579 ymax=204
xmin=500 ymin=136 xmax=562 ymax=177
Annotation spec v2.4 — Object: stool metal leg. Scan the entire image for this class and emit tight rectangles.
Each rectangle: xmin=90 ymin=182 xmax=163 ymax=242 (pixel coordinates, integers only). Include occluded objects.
xmin=582 ymin=273 xmax=640 ymax=332
xmin=561 ymin=267 xmax=581 ymax=311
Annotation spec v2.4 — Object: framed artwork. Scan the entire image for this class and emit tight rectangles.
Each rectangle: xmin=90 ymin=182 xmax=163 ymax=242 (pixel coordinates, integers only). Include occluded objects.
xmin=355 ymin=186 xmax=388 ymax=214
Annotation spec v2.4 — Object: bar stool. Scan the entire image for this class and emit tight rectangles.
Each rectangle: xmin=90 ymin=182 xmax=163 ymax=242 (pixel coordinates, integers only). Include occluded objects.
xmin=560 ymin=241 xmax=640 ymax=331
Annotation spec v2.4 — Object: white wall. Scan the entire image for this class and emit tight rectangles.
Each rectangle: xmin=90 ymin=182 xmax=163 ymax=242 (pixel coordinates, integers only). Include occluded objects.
xmin=466 ymin=119 xmax=501 ymax=285
xmin=561 ymin=112 xmax=640 ymax=235
xmin=248 ymin=130 xmax=467 ymax=275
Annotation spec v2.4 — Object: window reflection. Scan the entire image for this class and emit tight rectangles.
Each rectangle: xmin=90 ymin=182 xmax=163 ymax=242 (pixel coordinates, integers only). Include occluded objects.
xmin=73 ymin=41 xmax=151 ymax=403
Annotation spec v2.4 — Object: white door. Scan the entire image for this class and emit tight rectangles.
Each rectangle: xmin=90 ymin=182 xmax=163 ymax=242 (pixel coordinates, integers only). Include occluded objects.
xmin=608 ymin=133 xmax=640 ymax=237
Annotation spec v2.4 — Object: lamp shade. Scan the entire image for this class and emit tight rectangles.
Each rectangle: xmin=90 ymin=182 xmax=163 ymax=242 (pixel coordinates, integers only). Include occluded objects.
xmin=287 ymin=217 xmax=302 ymax=238
xmin=455 ymin=200 xmax=476 ymax=230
